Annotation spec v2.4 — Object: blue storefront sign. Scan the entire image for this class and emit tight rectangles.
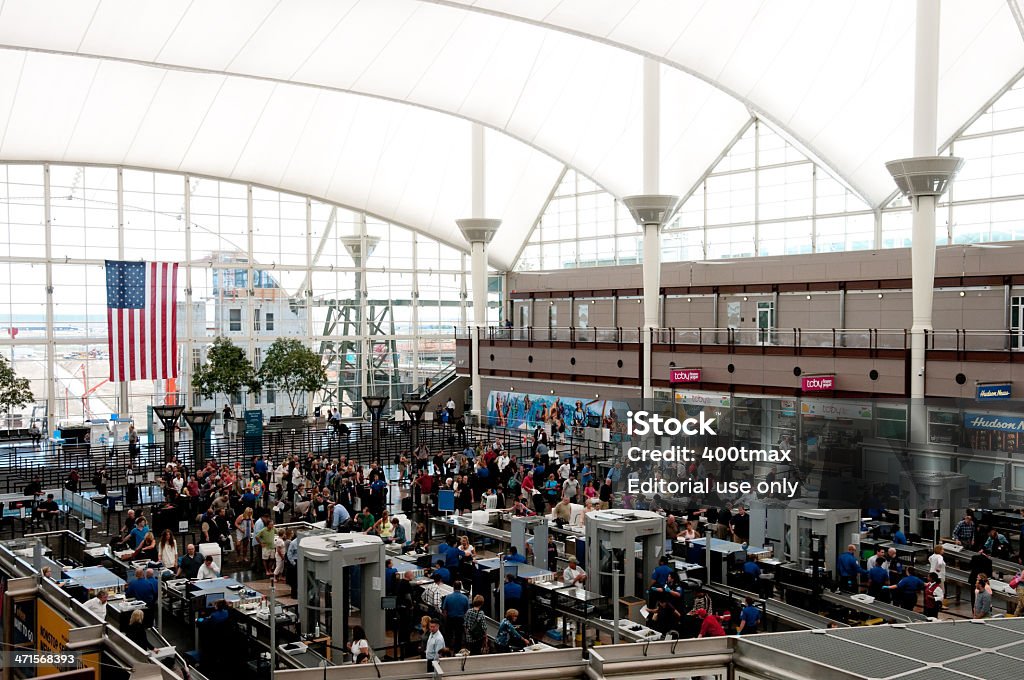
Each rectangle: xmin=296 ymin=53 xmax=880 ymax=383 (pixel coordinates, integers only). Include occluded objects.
xmin=964 ymin=412 xmax=1024 ymax=432
xmin=976 ymin=383 xmax=1012 ymax=400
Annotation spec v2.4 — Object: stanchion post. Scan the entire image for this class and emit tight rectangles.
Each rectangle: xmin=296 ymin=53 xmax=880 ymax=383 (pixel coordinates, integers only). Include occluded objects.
xmin=612 ymin=568 xmax=620 ymax=644
xmin=270 ymin=579 xmax=277 ymax=674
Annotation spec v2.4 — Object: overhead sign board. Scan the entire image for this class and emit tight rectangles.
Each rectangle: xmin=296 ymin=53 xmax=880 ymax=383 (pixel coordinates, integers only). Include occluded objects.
xmin=675 ymin=392 xmax=731 ymax=408
xmin=801 ymin=375 xmax=835 ymax=392
xmin=670 ymin=368 xmax=702 ymax=383
xmin=977 ymin=383 xmax=1011 ymax=401
xmin=964 ymin=413 xmax=1024 ymax=431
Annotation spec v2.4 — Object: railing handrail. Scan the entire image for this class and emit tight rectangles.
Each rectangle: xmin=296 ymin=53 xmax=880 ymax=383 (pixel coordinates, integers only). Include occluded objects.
xmin=486 ymin=325 xmax=912 ymax=333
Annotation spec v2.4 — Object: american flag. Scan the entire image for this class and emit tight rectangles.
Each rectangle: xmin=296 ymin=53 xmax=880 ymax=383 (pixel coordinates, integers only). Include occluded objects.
xmin=105 ymin=260 xmax=179 ymax=382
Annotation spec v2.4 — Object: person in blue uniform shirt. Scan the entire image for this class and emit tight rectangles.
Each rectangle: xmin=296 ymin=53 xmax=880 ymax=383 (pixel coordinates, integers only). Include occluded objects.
xmin=384 ymin=559 xmax=398 ymax=596
xmin=206 ymin=599 xmax=230 ymax=624
xmin=440 ymin=580 xmax=470 ymax=650
xmin=662 ymin=571 xmax=686 ymax=613
xmin=125 ymin=567 xmax=158 ymax=607
xmin=837 ymin=544 xmax=867 ymax=592
xmin=737 ymin=597 xmax=761 ymax=635
xmin=887 ymin=567 xmax=925 ymax=610
xmin=892 ymin=526 xmax=908 ymax=545
xmin=441 ymin=536 xmax=462 ymax=570
xmin=866 ymin=560 xmax=890 ymax=601
xmin=742 ymin=554 xmax=762 ymax=591
xmin=432 ymin=560 xmax=451 ymax=585
xmin=505 ymin=546 xmax=527 ymax=564
xmin=503 ymin=573 xmax=523 ymax=611
xmin=651 ymin=556 xmax=673 ymax=587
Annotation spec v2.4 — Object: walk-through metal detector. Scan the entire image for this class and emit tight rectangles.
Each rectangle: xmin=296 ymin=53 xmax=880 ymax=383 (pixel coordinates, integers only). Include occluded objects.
xmin=900 ymin=471 xmax=969 ymax=543
xmin=297 ymin=532 xmax=387 ymax=656
xmin=511 ymin=515 xmax=548 ymax=566
xmin=585 ymin=509 xmax=665 ymax=599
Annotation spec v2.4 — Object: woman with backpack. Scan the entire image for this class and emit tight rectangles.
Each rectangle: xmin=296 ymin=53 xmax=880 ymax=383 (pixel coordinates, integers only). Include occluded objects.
xmin=463 ymin=596 xmax=487 ymax=655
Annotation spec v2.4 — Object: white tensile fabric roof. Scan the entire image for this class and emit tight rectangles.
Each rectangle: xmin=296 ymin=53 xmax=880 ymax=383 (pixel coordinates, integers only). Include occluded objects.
xmin=0 ymin=0 xmax=1020 ymax=269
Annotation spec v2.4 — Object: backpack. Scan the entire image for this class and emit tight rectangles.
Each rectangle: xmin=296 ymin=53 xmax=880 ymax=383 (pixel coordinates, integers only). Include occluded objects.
xmin=467 ymin=610 xmax=486 ymax=640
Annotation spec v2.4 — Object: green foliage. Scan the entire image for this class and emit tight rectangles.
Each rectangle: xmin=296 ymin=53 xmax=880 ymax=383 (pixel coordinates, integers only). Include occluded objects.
xmin=258 ymin=338 xmax=327 ymax=414
xmin=192 ymin=337 xmax=261 ymax=403
xmin=0 ymin=353 xmax=33 ymax=415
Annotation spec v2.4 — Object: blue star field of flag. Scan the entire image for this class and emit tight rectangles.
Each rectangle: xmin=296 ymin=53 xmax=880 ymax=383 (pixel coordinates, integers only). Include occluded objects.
xmin=105 ymin=261 xmax=146 ymax=309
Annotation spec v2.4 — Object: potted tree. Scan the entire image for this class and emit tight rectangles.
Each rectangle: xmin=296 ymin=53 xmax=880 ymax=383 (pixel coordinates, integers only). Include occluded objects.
xmin=191 ymin=337 xmax=261 ymax=435
xmin=0 ymin=353 xmax=33 ymax=434
xmin=258 ymin=338 xmax=327 ymax=429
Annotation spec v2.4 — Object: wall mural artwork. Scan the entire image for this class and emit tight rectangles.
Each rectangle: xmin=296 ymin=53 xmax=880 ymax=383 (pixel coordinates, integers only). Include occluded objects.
xmin=486 ymin=390 xmax=630 ymax=435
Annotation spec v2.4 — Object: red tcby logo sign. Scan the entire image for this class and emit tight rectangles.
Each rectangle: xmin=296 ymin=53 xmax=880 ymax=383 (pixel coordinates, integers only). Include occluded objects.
xmin=670 ymin=368 xmax=702 ymax=383
xmin=801 ymin=375 xmax=836 ymax=391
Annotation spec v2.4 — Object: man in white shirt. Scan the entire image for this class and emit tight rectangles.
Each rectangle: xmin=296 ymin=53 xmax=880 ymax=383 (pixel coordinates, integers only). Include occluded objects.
xmin=557 ymin=460 xmax=571 ymax=481
xmin=866 ymin=547 xmax=886 ymax=571
xmin=197 ymin=555 xmax=220 ymax=580
xmin=563 ymin=556 xmax=587 ymax=586
xmin=496 ymin=452 xmax=511 ymax=473
xmin=83 ymin=590 xmax=109 ymax=619
xmin=424 ymin=618 xmax=445 ymax=672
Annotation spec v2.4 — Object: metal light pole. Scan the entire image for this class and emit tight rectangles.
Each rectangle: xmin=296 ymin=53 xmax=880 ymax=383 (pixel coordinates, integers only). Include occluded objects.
xmin=361 ymin=394 xmax=389 ymax=464
xmin=152 ymin=405 xmax=185 ymax=463
xmin=401 ymin=398 xmax=429 ymax=455
xmin=182 ymin=410 xmax=216 ymax=468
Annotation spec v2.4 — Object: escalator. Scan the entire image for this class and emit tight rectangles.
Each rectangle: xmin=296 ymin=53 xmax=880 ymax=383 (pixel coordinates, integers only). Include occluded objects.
xmin=418 ymin=362 xmax=459 ymax=397
xmin=408 ymin=362 xmax=470 ymax=415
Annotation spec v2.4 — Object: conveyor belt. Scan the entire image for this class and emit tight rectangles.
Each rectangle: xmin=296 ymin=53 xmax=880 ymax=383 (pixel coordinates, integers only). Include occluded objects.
xmin=820 ymin=590 xmax=928 ymax=623
xmin=941 ymin=544 xmax=1022 ymax=576
xmin=945 ymin=566 xmax=1018 ymax=607
xmin=705 ymin=583 xmax=847 ymax=630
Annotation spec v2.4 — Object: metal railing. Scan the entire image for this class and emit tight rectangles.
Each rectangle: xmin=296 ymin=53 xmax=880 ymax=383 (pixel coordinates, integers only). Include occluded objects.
xmin=0 ymin=419 xmax=616 ymax=497
xmin=654 ymin=327 xmax=908 ymax=351
xmin=475 ymin=326 xmax=908 ymax=350
xmin=925 ymin=329 xmax=1018 ymax=352
xmin=483 ymin=326 xmax=642 ymax=343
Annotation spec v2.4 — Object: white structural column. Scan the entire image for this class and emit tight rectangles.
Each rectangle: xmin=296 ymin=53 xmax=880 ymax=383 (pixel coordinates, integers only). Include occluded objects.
xmin=183 ymin=176 xmax=194 ymax=410
xmin=43 ymin=165 xmax=55 ymax=428
xmin=458 ymin=123 xmax=500 ymax=418
xmin=304 ymin=197 xmax=314 ymax=416
xmin=625 ymin=58 xmax=677 ymax=405
xmin=117 ymin=169 xmax=129 ymax=415
xmin=886 ymin=0 xmax=963 ymax=442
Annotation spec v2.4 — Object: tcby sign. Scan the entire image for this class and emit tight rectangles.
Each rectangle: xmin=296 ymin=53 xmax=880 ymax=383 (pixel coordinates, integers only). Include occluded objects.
xmin=801 ymin=375 xmax=835 ymax=391
xmin=670 ymin=368 xmax=702 ymax=383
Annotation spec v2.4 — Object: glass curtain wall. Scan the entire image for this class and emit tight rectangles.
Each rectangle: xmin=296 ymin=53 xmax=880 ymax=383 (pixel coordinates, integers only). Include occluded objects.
xmin=0 ymin=163 xmax=487 ymax=432
xmin=519 ymin=74 xmax=1024 ymax=271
